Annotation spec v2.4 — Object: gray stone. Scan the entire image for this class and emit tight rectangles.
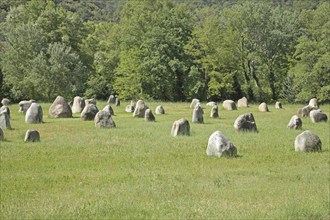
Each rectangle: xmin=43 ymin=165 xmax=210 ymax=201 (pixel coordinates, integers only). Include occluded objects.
xmin=295 ymin=130 xmax=322 ymax=152
xmin=19 ymin=100 xmax=34 ymax=114
xmin=133 ymin=100 xmax=147 ymax=118
xmin=81 ymin=104 xmax=99 ymax=121
xmin=0 ymin=127 xmax=4 ymax=141
xmin=192 ymin=104 xmax=204 ymax=123
xmin=310 ymin=110 xmax=328 ymax=123
xmin=49 ymin=96 xmax=72 ymax=118
xmin=125 ymin=105 xmax=135 ymax=113
xmin=0 ymin=106 xmax=10 ymax=118
xmin=1 ymin=98 xmax=10 ymax=106
xmin=145 ymin=109 xmax=155 ymax=122
xmin=171 ymin=118 xmax=190 ymax=136
xmin=190 ymin=99 xmax=200 ymax=108
xmin=94 ymin=110 xmax=116 ymax=128
xmin=237 ymin=97 xmax=248 ymax=108
xmin=308 ymin=98 xmax=318 ymax=108
xmin=85 ymin=98 xmax=96 ymax=105
xmin=72 ymin=96 xmax=85 ymax=113
xmin=234 ymin=113 xmax=258 ymax=132
xmin=25 ymin=103 xmax=43 ymax=123
xmin=275 ymin=101 xmax=282 ymax=109
xmin=155 ymin=105 xmax=165 ymax=115
xmin=206 ymin=102 xmax=216 ymax=107
xmin=24 ymin=129 xmax=40 ymax=142
xmin=206 ymin=131 xmax=237 ymax=157
xmin=287 ymin=115 xmax=302 ymax=129
xmin=108 ymin=95 xmax=116 ymax=103
xmin=0 ymin=111 xmax=11 ymax=130
xmin=299 ymin=105 xmax=317 ymax=117
xmin=115 ymin=98 xmax=120 ymax=106
xmin=222 ymin=100 xmax=237 ymax=110
xmin=103 ymin=105 xmax=114 ymax=116
xmin=210 ymin=105 xmax=219 ymax=118
xmin=258 ymin=102 xmax=269 ymax=112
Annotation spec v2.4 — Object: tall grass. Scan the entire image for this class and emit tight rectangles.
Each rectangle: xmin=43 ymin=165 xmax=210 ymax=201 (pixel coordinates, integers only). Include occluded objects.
xmin=1 ymin=101 xmax=329 ymax=219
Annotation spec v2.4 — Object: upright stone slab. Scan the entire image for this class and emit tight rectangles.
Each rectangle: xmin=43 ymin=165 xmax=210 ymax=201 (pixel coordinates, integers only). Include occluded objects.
xmin=115 ymin=98 xmax=120 ymax=107
xmin=210 ymin=105 xmax=219 ymax=118
xmin=81 ymin=104 xmax=99 ymax=121
xmin=0 ymin=128 xmax=4 ymax=141
xmin=237 ymin=97 xmax=248 ymax=108
xmin=0 ymin=106 xmax=10 ymax=118
xmin=222 ymin=100 xmax=237 ymax=110
xmin=85 ymin=98 xmax=96 ymax=105
xmin=275 ymin=101 xmax=282 ymax=109
xmin=299 ymin=105 xmax=317 ymax=117
xmin=192 ymin=104 xmax=204 ymax=123
xmin=190 ymin=99 xmax=200 ymax=108
xmin=108 ymin=95 xmax=116 ymax=103
xmin=206 ymin=131 xmax=237 ymax=157
xmin=308 ymin=98 xmax=318 ymax=108
xmin=72 ymin=96 xmax=85 ymax=113
xmin=94 ymin=110 xmax=116 ymax=128
xmin=133 ymin=100 xmax=147 ymax=118
xmin=103 ymin=105 xmax=114 ymax=116
xmin=25 ymin=103 xmax=43 ymax=123
xmin=206 ymin=102 xmax=216 ymax=107
xmin=24 ymin=129 xmax=40 ymax=142
xmin=287 ymin=115 xmax=302 ymax=129
xmin=234 ymin=113 xmax=258 ymax=132
xmin=145 ymin=109 xmax=155 ymax=122
xmin=19 ymin=100 xmax=34 ymax=114
xmin=295 ymin=130 xmax=322 ymax=152
xmin=125 ymin=105 xmax=134 ymax=113
xmin=1 ymin=98 xmax=10 ymax=106
xmin=171 ymin=118 xmax=190 ymax=136
xmin=155 ymin=105 xmax=165 ymax=115
xmin=49 ymin=96 xmax=72 ymax=118
xmin=0 ymin=112 xmax=11 ymax=130
xmin=310 ymin=110 xmax=328 ymax=123
xmin=258 ymin=102 xmax=269 ymax=112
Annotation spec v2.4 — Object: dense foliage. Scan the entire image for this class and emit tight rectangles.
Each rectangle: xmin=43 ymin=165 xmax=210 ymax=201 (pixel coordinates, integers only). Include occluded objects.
xmin=0 ymin=0 xmax=329 ymax=103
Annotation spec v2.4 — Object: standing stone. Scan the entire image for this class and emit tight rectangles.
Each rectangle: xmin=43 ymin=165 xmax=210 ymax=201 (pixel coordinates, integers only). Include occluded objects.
xmin=308 ymin=98 xmax=318 ymax=108
xmin=287 ymin=115 xmax=302 ymax=129
xmin=25 ymin=103 xmax=43 ymax=123
xmin=206 ymin=102 xmax=216 ymax=107
xmin=19 ymin=100 xmax=34 ymax=114
xmin=85 ymin=98 xmax=96 ymax=105
xmin=0 ymin=128 xmax=4 ymax=141
xmin=222 ymin=100 xmax=237 ymax=110
xmin=275 ymin=101 xmax=282 ymax=109
xmin=309 ymin=110 xmax=328 ymax=123
xmin=133 ymin=100 xmax=147 ymax=118
xmin=210 ymin=105 xmax=219 ymax=118
xmin=49 ymin=96 xmax=72 ymax=118
xmin=190 ymin=99 xmax=200 ymax=108
xmin=295 ymin=130 xmax=322 ymax=152
xmin=24 ymin=129 xmax=40 ymax=142
xmin=234 ymin=113 xmax=258 ymax=132
xmin=237 ymin=97 xmax=248 ymax=108
xmin=155 ymin=105 xmax=165 ymax=115
xmin=206 ymin=131 xmax=237 ymax=157
xmin=125 ymin=105 xmax=135 ymax=113
xmin=94 ymin=110 xmax=116 ymax=128
xmin=0 ymin=112 xmax=11 ymax=130
xmin=299 ymin=105 xmax=317 ymax=117
xmin=81 ymin=104 xmax=99 ymax=121
xmin=145 ymin=109 xmax=155 ymax=122
xmin=1 ymin=98 xmax=10 ymax=106
xmin=171 ymin=118 xmax=190 ymax=136
xmin=192 ymin=104 xmax=204 ymax=123
xmin=103 ymin=105 xmax=114 ymax=116
xmin=72 ymin=96 xmax=85 ymax=113
xmin=115 ymin=98 xmax=120 ymax=106
xmin=108 ymin=95 xmax=116 ymax=103
xmin=258 ymin=102 xmax=269 ymax=112
xmin=0 ymin=106 xmax=10 ymax=118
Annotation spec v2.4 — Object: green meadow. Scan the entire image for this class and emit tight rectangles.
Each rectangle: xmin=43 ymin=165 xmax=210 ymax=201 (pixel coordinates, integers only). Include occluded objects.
xmin=1 ymin=101 xmax=329 ymax=219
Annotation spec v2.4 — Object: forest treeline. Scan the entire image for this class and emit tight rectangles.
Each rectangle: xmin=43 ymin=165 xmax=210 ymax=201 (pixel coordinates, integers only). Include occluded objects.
xmin=0 ymin=0 xmax=329 ymax=103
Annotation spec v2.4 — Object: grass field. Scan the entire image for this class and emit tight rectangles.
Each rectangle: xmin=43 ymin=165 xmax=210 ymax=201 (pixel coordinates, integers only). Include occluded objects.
xmin=1 ymin=101 xmax=329 ymax=219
